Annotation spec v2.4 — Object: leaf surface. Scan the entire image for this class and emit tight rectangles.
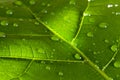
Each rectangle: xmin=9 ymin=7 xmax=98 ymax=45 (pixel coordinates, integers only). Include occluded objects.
xmin=0 ymin=0 xmax=120 ymax=80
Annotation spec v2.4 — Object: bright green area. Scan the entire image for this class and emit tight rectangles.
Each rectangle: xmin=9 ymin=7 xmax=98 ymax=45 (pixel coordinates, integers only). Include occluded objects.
xmin=0 ymin=0 xmax=120 ymax=80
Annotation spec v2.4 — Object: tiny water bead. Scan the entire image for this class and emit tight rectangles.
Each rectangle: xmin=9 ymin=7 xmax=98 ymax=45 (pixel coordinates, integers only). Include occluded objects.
xmin=111 ymin=44 xmax=118 ymax=52
xmin=13 ymin=23 xmax=18 ymax=27
xmin=107 ymin=4 xmax=113 ymax=8
xmin=46 ymin=66 xmax=51 ymax=70
xmin=29 ymin=0 xmax=36 ymax=5
xmin=104 ymin=39 xmax=109 ymax=43
xmin=114 ymin=61 xmax=120 ymax=68
xmin=58 ymin=71 xmax=63 ymax=76
xmin=0 ymin=20 xmax=8 ymax=26
xmin=87 ymin=32 xmax=93 ymax=37
xmin=34 ymin=21 xmax=39 ymax=25
xmin=43 ymin=10 xmax=48 ymax=13
xmin=47 ymin=4 xmax=51 ymax=7
xmin=0 ymin=32 xmax=6 ymax=37
xmin=6 ymin=10 xmax=13 ymax=15
xmin=14 ymin=0 xmax=22 ymax=6
xmin=74 ymin=54 xmax=81 ymax=60
xmin=51 ymin=36 xmax=59 ymax=41
xmin=99 ymin=22 xmax=108 ymax=29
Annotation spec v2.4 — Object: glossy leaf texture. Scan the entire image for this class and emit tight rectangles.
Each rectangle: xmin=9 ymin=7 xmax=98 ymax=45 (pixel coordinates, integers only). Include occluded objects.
xmin=0 ymin=0 xmax=119 ymax=80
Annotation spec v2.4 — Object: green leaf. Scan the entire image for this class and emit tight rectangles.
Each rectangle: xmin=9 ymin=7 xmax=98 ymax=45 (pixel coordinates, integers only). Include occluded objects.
xmin=0 ymin=0 xmax=120 ymax=80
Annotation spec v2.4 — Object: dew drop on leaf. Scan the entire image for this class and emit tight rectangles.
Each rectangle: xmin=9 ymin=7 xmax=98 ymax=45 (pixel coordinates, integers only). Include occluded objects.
xmin=6 ymin=10 xmax=13 ymax=15
xmin=111 ymin=44 xmax=118 ymax=52
xmin=115 ymin=4 xmax=119 ymax=7
xmin=0 ymin=20 xmax=8 ymax=26
xmin=44 ymin=10 xmax=48 ymax=13
xmin=74 ymin=54 xmax=81 ymax=60
xmin=47 ymin=4 xmax=51 ymax=7
xmin=114 ymin=61 xmax=120 ymax=68
xmin=93 ymin=51 xmax=97 ymax=55
xmin=46 ymin=66 xmax=51 ymax=70
xmin=52 ymin=49 xmax=56 ymax=52
xmin=13 ymin=23 xmax=18 ymax=27
xmin=107 ymin=4 xmax=113 ymax=8
xmin=51 ymin=36 xmax=59 ymax=41
xmin=14 ymin=0 xmax=23 ymax=6
xmin=29 ymin=0 xmax=36 ymax=5
xmin=99 ymin=22 xmax=108 ymax=29
xmin=0 ymin=32 xmax=6 ymax=37
xmin=104 ymin=39 xmax=109 ymax=43
xmin=34 ymin=21 xmax=39 ymax=25
xmin=87 ymin=32 xmax=93 ymax=37
xmin=58 ymin=71 xmax=63 ymax=76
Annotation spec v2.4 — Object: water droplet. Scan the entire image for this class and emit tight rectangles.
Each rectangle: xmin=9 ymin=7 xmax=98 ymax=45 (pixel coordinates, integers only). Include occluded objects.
xmin=111 ymin=44 xmax=118 ymax=52
xmin=29 ymin=0 xmax=36 ymax=5
xmin=14 ymin=0 xmax=22 ymax=6
xmin=22 ymin=38 xmax=26 ymax=41
xmin=114 ymin=61 xmax=120 ymax=68
xmin=0 ymin=20 xmax=8 ymax=26
xmin=115 ymin=4 xmax=119 ymax=7
xmin=34 ymin=21 xmax=39 ymax=25
xmin=0 ymin=32 xmax=6 ymax=37
xmin=58 ymin=71 xmax=63 ymax=76
xmin=88 ymin=0 xmax=91 ymax=2
xmin=51 ymin=36 xmax=59 ymax=41
xmin=116 ymin=12 xmax=120 ymax=15
xmin=93 ymin=51 xmax=97 ymax=54
xmin=47 ymin=4 xmax=51 ymax=7
xmin=116 ymin=39 xmax=119 ymax=43
xmin=95 ymin=60 xmax=99 ymax=63
xmin=46 ymin=66 xmax=50 ymax=70
xmin=92 ymin=43 xmax=96 ymax=45
xmin=99 ymin=23 xmax=108 ymax=28
xmin=95 ymin=65 xmax=99 ymax=69
xmin=6 ymin=10 xmax=13 ymax=15
xmin=107 ymin=4 xmax=113 ymax=8
xmin=117 ymin=74 xmax=120 ymax=78
xmin=13 ymin=23 xmax=18 ymax=27
xmin=83 ymin=12 xmax=91 ymax=16
xmin=104 ymin=39 xmax=109 ymax=43
xmin=74 ymin=54 xmax=81 ymax=60
xmin=87 ymin=32 xmax=93 ymax=37
xmin=52 ymin=49 xmax=55 ymax=52
xmin=38 ymin=48 xmax=45 ymax=53
xmin=43 ymin=10 xmax=48 ymax=13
